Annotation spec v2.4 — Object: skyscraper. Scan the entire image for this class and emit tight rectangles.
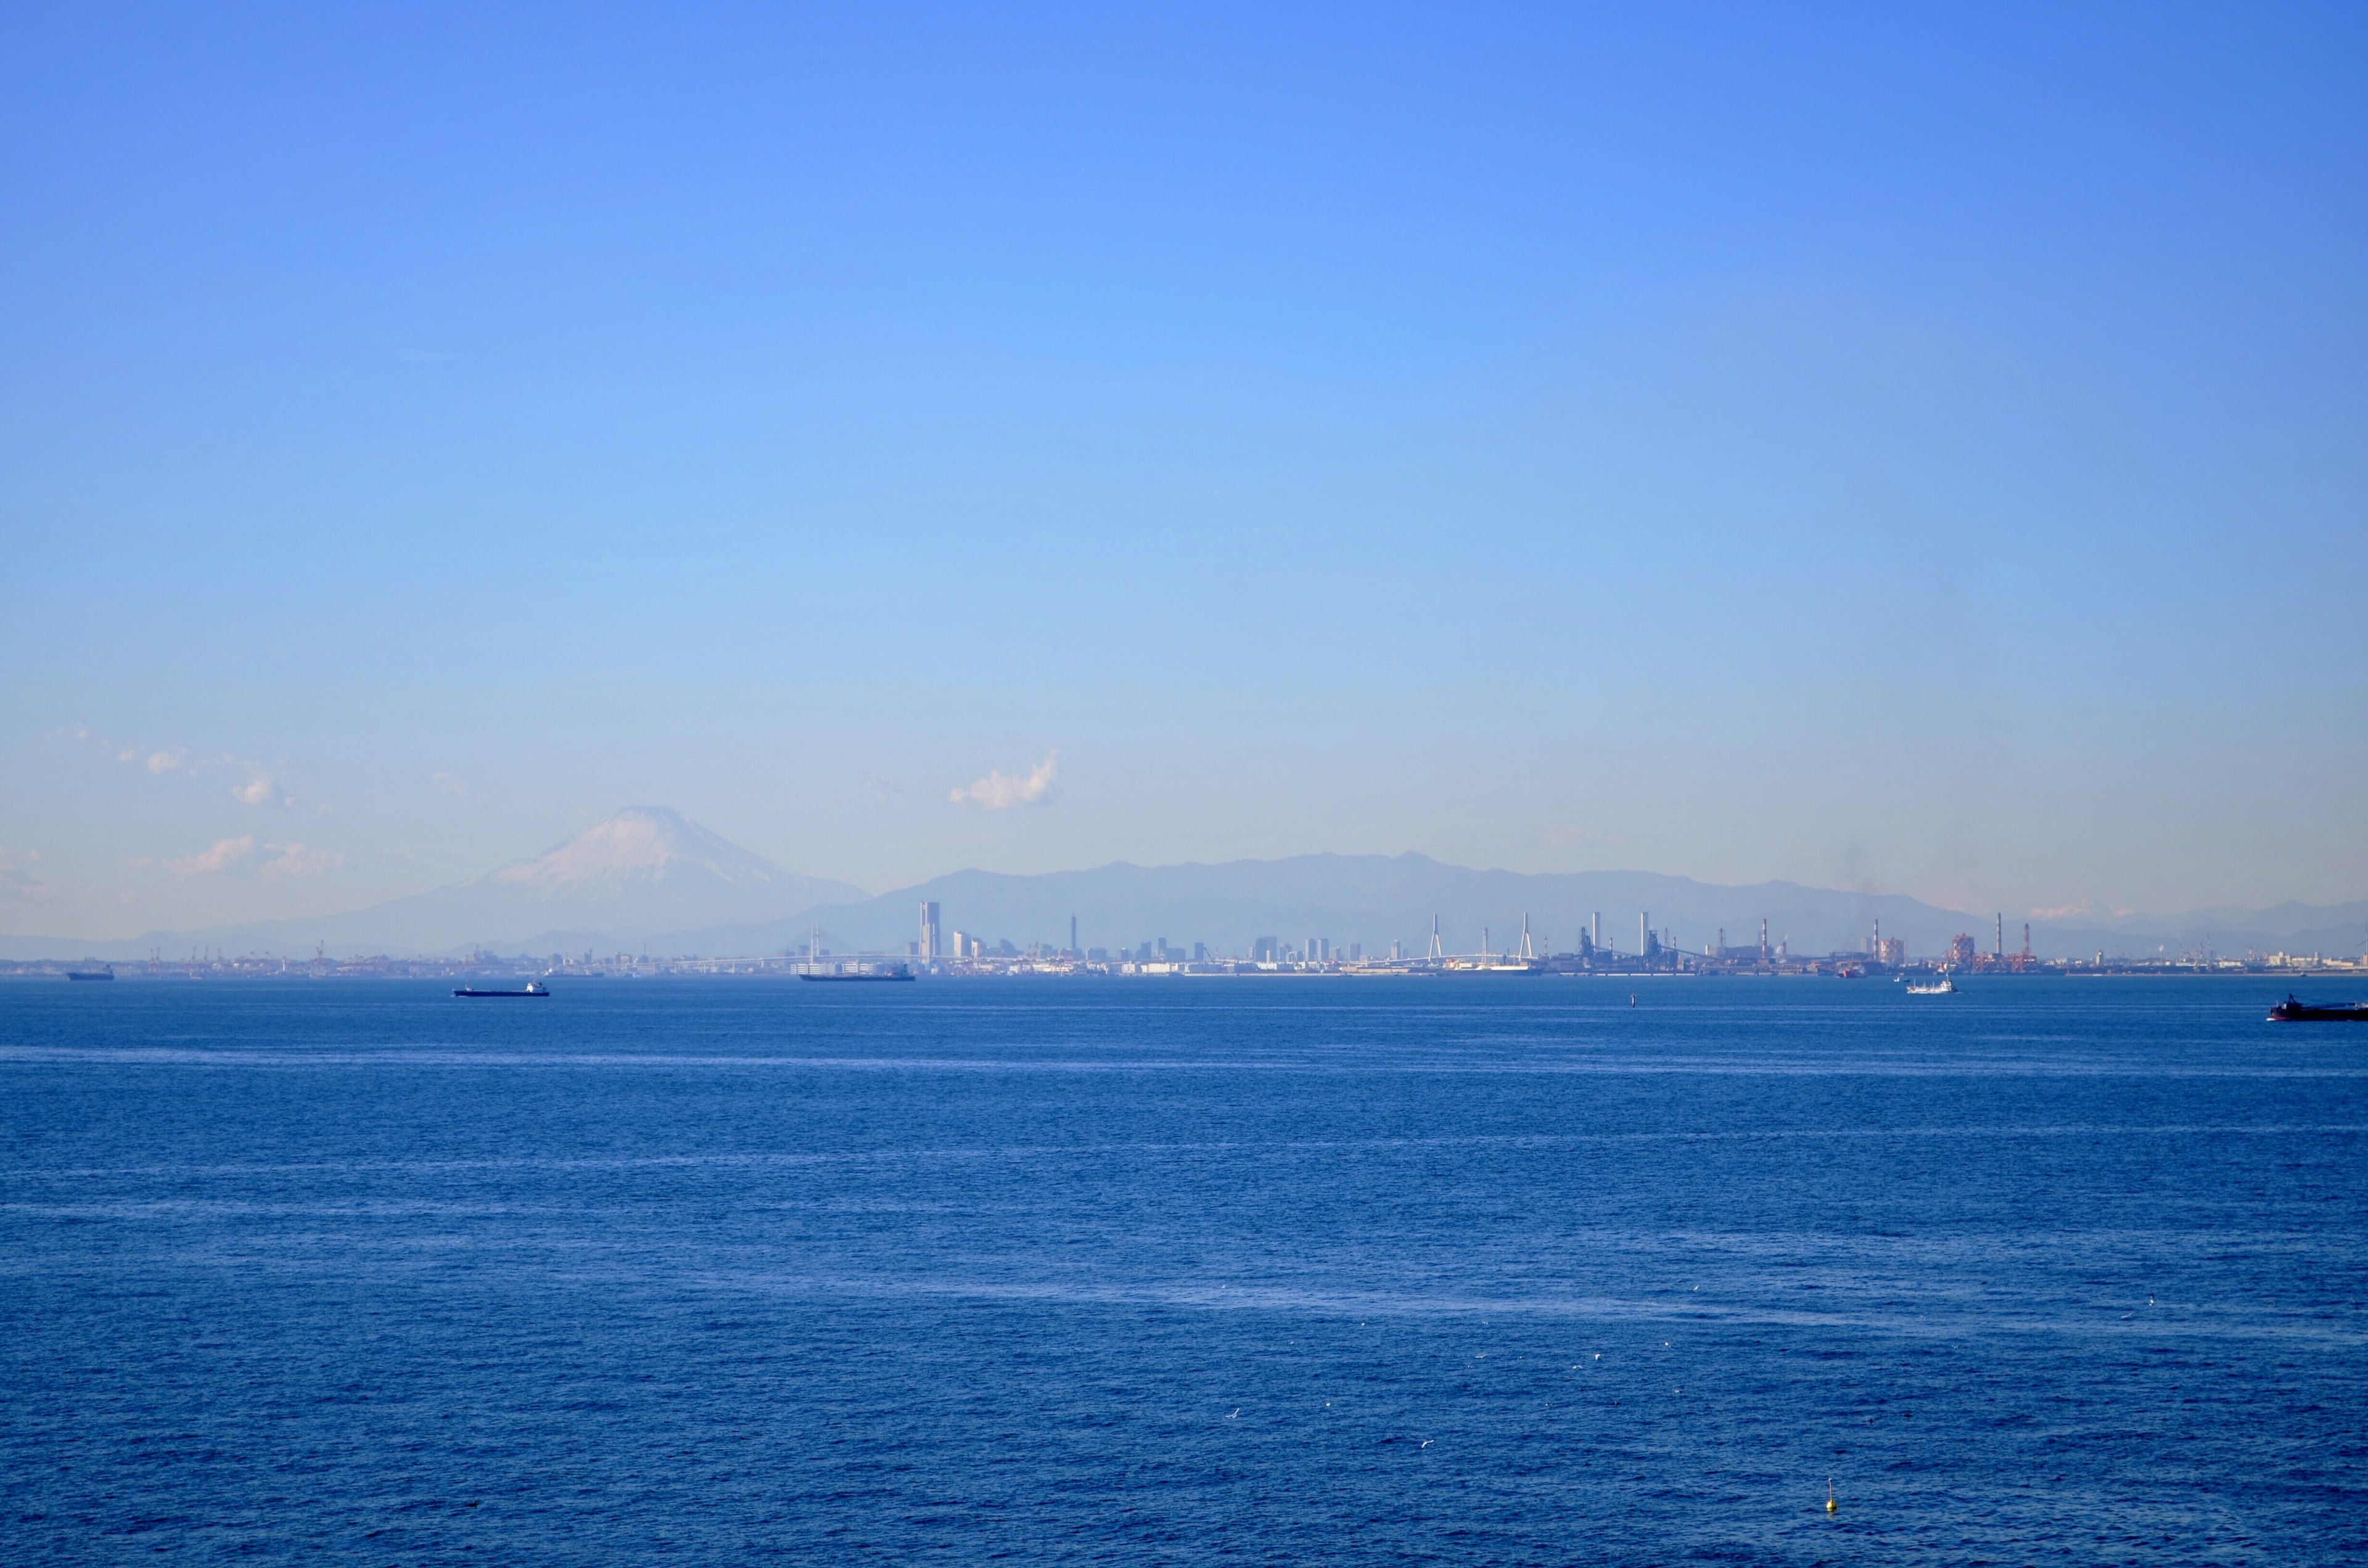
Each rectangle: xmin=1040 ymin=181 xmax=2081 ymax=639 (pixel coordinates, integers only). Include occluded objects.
xmin=919 ymin=901 xmax=940 ymax=959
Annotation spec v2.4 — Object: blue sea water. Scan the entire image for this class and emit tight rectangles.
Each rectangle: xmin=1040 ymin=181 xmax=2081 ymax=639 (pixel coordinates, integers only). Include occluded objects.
xmin=2 ymin=976 xmax=2363 ymax=1564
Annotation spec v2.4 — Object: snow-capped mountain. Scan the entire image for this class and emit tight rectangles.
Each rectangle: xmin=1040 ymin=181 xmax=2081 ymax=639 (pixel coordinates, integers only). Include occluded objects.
xmin=15 ymin=808 xmax=868 ymax=958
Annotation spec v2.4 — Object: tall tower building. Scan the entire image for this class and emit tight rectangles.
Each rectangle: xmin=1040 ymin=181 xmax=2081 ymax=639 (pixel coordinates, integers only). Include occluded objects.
xmin=919 ymin=901 xmax=941 ymax=959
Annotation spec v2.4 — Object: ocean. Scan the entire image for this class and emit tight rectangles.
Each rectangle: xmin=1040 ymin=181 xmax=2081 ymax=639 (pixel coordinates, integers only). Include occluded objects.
xmin=2 ymin=976 xmax=2361 ymax=1563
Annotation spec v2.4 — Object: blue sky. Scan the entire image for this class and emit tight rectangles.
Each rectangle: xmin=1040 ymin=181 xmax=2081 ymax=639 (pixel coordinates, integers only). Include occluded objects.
xmin=2 ymin=2 xmax=2362 ymax=937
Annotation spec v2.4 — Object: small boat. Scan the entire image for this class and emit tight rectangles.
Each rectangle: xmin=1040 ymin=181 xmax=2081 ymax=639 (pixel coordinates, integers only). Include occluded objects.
xmin=453 ymin=981 xmax=549 ymax=998
xmin=1906 ymin=977 xmax=1956 ymax=995
xmin=2267 ymin=994 xmax=2368 ymax=1022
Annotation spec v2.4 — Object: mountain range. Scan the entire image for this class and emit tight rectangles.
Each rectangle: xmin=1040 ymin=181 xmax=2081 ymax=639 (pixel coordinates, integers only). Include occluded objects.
xmin=4 ymin=807 xmax=2362 ymax=964
xmin=2 ymin=808 xmax=861 ymax=961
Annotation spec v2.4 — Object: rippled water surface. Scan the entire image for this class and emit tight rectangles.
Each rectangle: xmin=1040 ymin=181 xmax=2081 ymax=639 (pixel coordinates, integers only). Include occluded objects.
xmin=3 ymin=976 xmax=2362 ymax=1563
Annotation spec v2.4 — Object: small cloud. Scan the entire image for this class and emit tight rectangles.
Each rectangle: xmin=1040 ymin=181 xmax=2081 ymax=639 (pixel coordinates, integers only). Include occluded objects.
xmin=0 ymin=846 xmax=52 ymax=902
xmin=1543 ymin=826 xmax=1634 ymax=850
xmin=165 ymin=836 xmax=260 ymax=876
xmin=949 ymin=752 xmax=1059 ymax=811
xmin=261 ymin=842 xmax=343 ymax=878
xmin=159 ymin=837 xmax=343 ymax=879
xmin=233 ymin=776 xmax=295 ymax=810
xmin=117 ymin=748 xmax=139 ymax=763
xmin=2029 ymin=900 xmax=2134 ymax=921
xmin=434 ymin=771 xmax=477 ymax=801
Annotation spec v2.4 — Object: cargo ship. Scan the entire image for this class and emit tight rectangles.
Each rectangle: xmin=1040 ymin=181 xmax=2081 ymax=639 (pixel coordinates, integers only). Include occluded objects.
xmin=800 ymin=966 xmax=916 ymax=982
xmin=2267 ymin=995 xmax=2368 ymax=1022
xmin=66 ymin=966 xmax=115 ymax=981
xmin=453 ymin=981 xmax=549 ymax=998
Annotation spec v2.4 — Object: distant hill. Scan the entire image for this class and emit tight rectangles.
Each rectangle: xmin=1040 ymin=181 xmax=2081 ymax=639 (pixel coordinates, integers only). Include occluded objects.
xmin=6 ymin=819 xmax=2361 ymax=966
xmin=676 ymin=853 xmax=2079 ymax=961
xmin=1 ymin=807 xmax=865 ymax=960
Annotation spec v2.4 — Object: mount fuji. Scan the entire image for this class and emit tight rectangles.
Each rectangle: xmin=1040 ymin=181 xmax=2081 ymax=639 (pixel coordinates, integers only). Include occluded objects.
xmin=10 ymin=808 xmax=867 ymax=959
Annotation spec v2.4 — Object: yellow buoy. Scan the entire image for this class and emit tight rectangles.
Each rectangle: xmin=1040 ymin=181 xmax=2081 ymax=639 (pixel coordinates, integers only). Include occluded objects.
xmin=1826 ymin=1478 xmax=1838 ymax=1514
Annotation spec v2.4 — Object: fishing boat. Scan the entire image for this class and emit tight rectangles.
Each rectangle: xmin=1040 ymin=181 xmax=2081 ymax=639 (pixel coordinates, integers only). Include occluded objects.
xmin=453 ymin=981 xmax=549 ymax=998
xmin=2267 ymin=994 xmax=2368 ymax=1022
xmin=1905 ymin=977 xmax=1956 ymax=995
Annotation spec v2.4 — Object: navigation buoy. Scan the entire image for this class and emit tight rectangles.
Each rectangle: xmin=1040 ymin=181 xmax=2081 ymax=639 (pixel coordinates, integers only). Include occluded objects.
xmin=1826 ymin=1478 xmax=1838 ymax=1514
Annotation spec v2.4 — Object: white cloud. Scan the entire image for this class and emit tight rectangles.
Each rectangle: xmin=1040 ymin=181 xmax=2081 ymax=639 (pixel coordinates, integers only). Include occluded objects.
xmin=949 ymin=752 xmax=1060 ymax=811
xmin=2029 ymin=900 xmax=2136 ymax=921
xmin=164 ymin=836 xmax=259 ymax=876
xmin=233 ymin=776 xmax=295 ymax=810
xmin=159 ymin=837 xmax=343 ymax=879
xmin=142 ymin=749 xmax=189 ymax=775
xmin=1543 ymin=825 xmax=1635 ymax=849
xmin=260 ymin=842 xmax=342 ymax=878
xmin=434 ymin=770 xmax=477 ymax=801
xmin=0 ymin=847 xmax=52 ymax=901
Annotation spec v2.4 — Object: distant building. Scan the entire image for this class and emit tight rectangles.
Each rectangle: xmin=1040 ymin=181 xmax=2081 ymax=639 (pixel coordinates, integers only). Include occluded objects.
xmin=919 ymin=901 xmax=941 ymax=959
xmin=1254 ymin=936 xmax=1280 ymax=962
xmin=1949 ymin=933 xmax=1978 ymax=967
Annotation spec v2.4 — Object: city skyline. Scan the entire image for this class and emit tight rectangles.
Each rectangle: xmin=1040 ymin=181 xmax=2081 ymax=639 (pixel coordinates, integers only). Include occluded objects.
xmin=4 ymin=804 xmax=2358 ymax=969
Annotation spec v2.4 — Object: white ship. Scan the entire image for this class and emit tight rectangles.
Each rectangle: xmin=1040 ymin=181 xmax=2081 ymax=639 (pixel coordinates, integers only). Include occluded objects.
xmin=1905 ymin=977 xmax=1956 ymax=995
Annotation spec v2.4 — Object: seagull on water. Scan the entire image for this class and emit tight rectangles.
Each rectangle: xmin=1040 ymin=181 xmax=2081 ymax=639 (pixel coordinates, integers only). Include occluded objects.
xmin=1227 ymin=1408 xmax=1240 ymax=1419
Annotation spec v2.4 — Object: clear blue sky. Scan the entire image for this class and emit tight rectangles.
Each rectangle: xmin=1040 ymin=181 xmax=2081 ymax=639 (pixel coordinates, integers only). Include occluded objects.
xmin=3 ymin=2 xmax=2362 ymax=937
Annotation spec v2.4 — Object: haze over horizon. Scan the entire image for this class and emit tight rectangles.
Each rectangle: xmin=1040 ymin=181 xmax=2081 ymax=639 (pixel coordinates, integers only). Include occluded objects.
xmin=4 ymin=4 xmax=2364 ymax=940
